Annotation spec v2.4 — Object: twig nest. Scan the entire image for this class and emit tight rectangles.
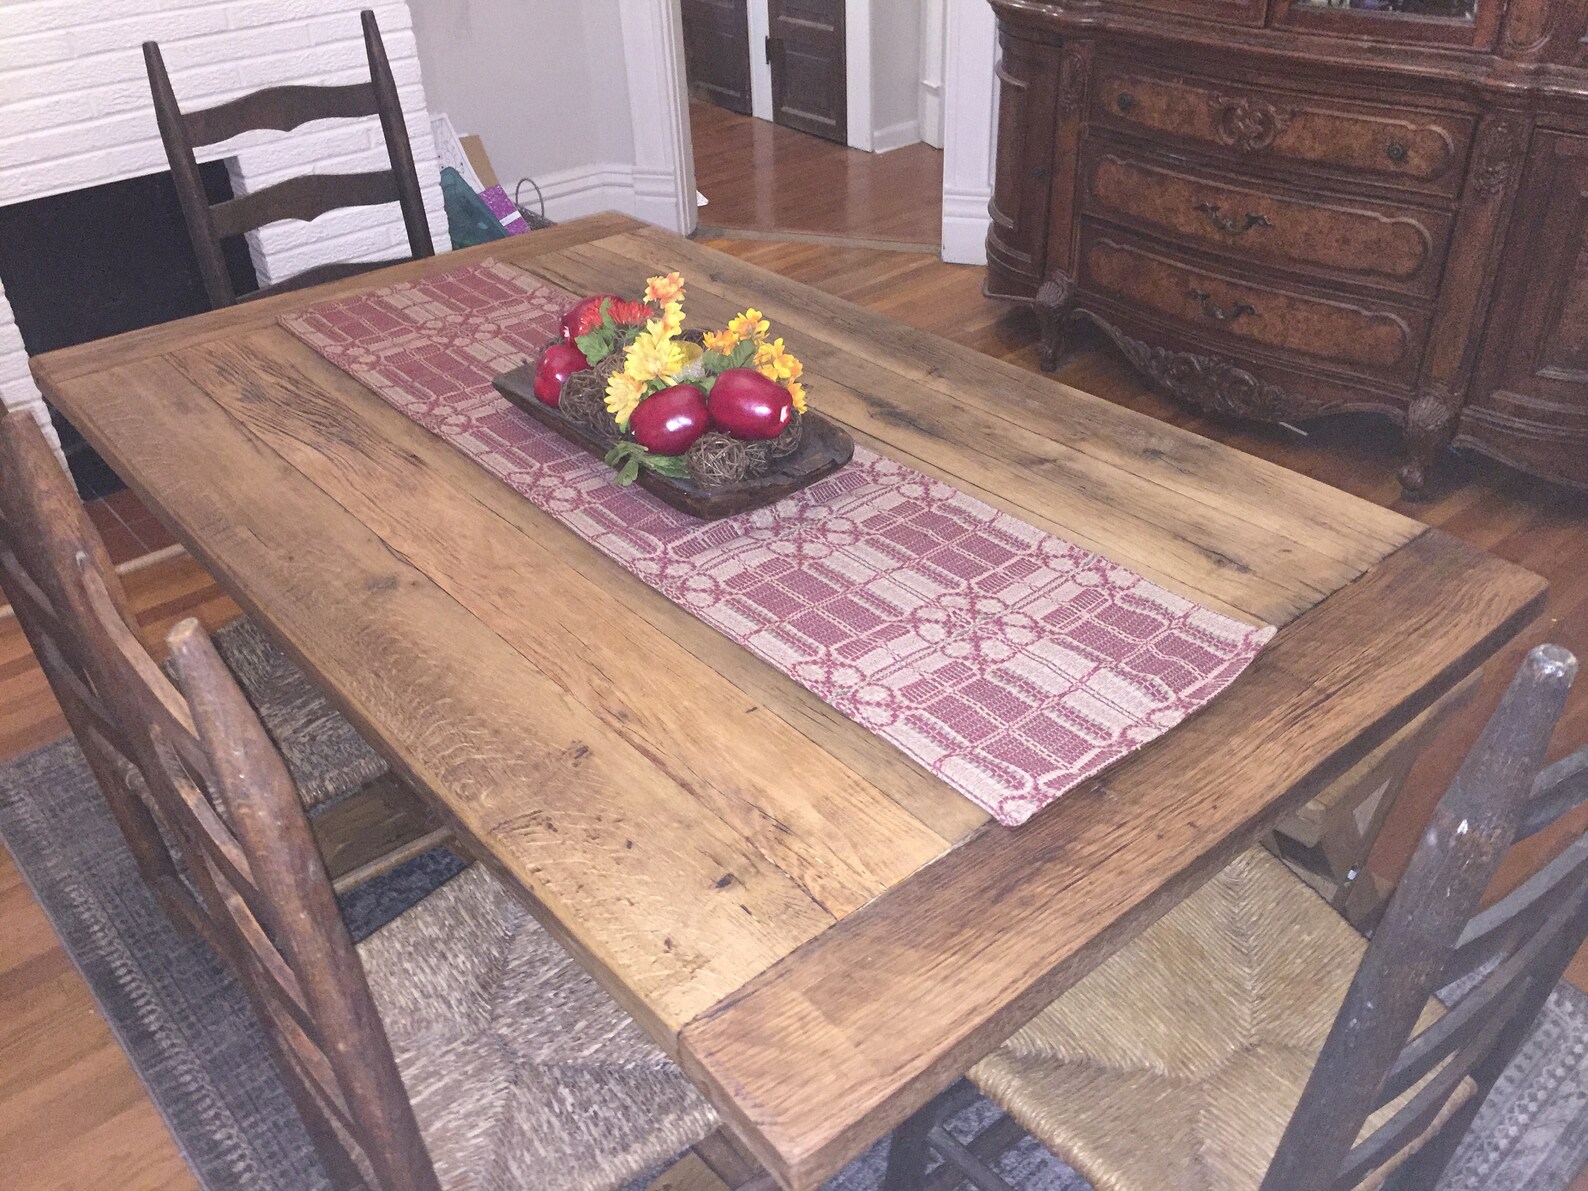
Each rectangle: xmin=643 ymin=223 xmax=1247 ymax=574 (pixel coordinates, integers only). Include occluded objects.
xmin=686 ymin=432 xmax=772 ymax=486
xmin=768 ymin=411 xmax=804 ymax=458
xmin=558 ymin=355 xmax=624 ymax=442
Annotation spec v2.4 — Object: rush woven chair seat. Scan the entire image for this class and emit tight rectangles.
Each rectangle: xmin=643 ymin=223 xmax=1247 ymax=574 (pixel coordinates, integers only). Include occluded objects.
xmin=150 ymin=615 xmax=719 ymax=1190
xmin=887 ymin=647 xmax=1588 ymax=1191
xmin=968 ymin=848 xmax=1467 ymax=1191
xmin=355 ymin=863 xmax=718 ymax=1189
xmin=179 ymin=616 xmax=386 ymax=811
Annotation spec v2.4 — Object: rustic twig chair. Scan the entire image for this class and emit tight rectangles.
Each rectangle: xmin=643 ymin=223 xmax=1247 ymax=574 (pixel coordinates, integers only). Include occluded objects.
xmin=143 ymin=8 xmax=434 ymax=309
xmin=884 ymin=645 xmax=1585 ymax=1191
xmin=0 ymin=410 xmax=445 ymax=895
xmin=155 ymin=615 xmax=718 ymax=1189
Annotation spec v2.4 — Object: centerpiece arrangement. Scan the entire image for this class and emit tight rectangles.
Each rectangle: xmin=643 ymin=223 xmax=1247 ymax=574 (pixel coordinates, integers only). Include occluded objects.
xmin=493 ymin=272 xmax=853 ymax=519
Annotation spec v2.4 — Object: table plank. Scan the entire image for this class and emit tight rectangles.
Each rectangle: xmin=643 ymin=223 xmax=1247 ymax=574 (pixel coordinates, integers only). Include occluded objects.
xmin=47 ymin=354 xmax=838 ymax=1038
xmin=517 ymin=237 xmax=1418 ymax=626
xmin=170 ymin=326 xmax=968 ymax=906
xmin=678 ymin=530 xmax=1547 ymax=1189
xmin=35 ymin=214 xmax=646 ymax=385
xmin=617 ymin=227 xmax=1417 ymax=567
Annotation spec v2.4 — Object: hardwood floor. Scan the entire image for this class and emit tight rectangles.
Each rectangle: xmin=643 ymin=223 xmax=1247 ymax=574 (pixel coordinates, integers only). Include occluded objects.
xmin=4 ymin=130 xmax=1587 ymax=1185
xmin=689 ymin=100 xmax=943 ymax=246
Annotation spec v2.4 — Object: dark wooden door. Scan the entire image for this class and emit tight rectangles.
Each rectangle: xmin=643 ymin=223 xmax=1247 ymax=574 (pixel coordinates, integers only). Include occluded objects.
xmin=768 ymin=0 xmax=847 ymax=144
xmin=682 ymin=0 xmax=753 ymax=115
xmin=1465 ymin=129 xmax=1588 ymax=486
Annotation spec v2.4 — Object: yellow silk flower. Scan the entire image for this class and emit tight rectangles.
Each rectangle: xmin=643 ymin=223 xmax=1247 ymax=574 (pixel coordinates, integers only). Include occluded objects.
xmin=786 ymin=380 xmax=808 ymax=415
xmin=702 ymin=328 xmax=739 ymax=354
xmin=645 ymin=272 xmax=685 ymax=306
xmin=653 ymin=298 xmax=685 ymax=338
xmin=755 ymin=338 xmax=802 ymax=383
xmin=728 ymin=308 xmax=769 ymax=343
xmin=605 ymin=370 xmax=647 ymax=428
xmin=624 ymin=326 xmax=680 ymax=382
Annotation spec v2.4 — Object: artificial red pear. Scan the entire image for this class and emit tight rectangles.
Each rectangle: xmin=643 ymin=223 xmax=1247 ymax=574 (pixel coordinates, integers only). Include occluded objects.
xmin=532 ymin=343 xmax=589 ymax=406
xmin=629 ymin=384 xmax=709 ymax=455
xmin=707 ymin=369 xmax=793 ymax=440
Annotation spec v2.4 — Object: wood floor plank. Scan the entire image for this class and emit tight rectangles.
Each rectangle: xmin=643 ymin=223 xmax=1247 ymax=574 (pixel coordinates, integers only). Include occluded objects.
xmin=48 ymin=354 xmax=837 ymax=1041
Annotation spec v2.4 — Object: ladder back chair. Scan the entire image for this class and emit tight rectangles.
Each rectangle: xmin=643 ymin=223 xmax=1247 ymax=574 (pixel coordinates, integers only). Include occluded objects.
xmin=0 ymin=413 xmax=195 ymax=928
xmin=887 ymin=645 xmax=1586 ymax=1191
xmin=143 ymin=8 xmax=434 ymax=309
xmin=0 ymin=411 xmax=445 ymax=895
xmin=158 ymin=616 xmax=721 ymax=1190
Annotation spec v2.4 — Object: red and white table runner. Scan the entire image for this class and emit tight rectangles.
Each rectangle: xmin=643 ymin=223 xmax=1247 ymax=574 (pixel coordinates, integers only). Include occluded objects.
xmin=283 ymin=258 xmax=1274 ymax=826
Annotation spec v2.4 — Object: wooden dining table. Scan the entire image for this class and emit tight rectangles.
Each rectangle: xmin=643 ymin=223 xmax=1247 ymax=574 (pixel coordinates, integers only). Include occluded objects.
xmin=33 ymin=212 xmax=1547 ymax=1190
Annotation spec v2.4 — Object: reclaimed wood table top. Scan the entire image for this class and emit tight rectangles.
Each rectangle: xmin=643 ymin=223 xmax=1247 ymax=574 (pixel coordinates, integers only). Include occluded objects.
xmin=33 ymin=213 xmax=1548 ymax=1190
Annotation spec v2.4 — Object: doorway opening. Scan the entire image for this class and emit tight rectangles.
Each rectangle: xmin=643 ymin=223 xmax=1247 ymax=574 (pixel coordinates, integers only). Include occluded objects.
xmin=679 ymin=0 xmax=944 ymax=249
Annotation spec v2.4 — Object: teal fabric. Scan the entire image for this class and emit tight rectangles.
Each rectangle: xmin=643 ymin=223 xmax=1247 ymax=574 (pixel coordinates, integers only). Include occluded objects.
xmin=441 ymin=166 xmax=508 ymax=249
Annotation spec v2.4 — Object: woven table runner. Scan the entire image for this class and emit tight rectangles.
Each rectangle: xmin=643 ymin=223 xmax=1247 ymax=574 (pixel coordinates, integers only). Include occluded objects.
xmin=282 ymin=258 xmax=1274 ymax=826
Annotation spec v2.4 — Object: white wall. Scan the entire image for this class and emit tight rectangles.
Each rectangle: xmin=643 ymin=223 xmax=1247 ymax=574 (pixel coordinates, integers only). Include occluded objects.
xmin=940 ymin=0 xmax=998 ymax=264
xmin=411 ymin=0 xmax=693 ymax=231
xmin=869 ymin=0 xmax=923 ymax=152
xmin=410 ymin=0 xmax=634 ymax=219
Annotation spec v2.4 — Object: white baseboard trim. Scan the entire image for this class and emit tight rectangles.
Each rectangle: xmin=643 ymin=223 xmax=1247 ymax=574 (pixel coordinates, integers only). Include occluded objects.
xmin=527 ymin=163 xmax=639 ymax=224
xmin=941 ymin=187 xmax=991 ymax=265
xmin=872 ymin=118 xmax=923 ymax=154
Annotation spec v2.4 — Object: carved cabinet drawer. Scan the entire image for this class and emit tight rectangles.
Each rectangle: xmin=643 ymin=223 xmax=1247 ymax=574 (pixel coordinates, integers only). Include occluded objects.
xmin=1090 ymin=63 xmax=1474 ymax=197
xmin=1079 ymin=224 xmax=1430 ymax=386
xmin=1080 ymin=143 xmax=1455 ymax=299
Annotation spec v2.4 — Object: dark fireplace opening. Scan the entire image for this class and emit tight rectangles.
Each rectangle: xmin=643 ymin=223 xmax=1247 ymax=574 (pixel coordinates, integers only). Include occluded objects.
xmin=0 ymin=162 xmax=258 ymax=498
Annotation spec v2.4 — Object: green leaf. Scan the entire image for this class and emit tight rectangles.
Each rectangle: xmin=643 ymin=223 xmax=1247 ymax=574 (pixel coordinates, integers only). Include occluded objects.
xmin=726 ymin=339 xmax=757 ymax=369
xmin=618 ymin=457 xmax=641 ymax=485
xmin=576 ymin=324 xmax=615 ymax=364
xmin=643 ymin=454 xmax=691 ymax=479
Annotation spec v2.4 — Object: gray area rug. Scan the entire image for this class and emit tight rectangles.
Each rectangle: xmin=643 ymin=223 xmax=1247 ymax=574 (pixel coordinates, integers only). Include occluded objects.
xmin=3 ymin=732 xmax=1585 ymax=1190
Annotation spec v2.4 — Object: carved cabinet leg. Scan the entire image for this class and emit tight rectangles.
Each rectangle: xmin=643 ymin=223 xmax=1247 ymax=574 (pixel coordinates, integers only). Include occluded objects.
xmin=1399 ymin=384 xmax=1460 ymax=496
xmin=1034 ymin=272 xmax=1077 ymax=372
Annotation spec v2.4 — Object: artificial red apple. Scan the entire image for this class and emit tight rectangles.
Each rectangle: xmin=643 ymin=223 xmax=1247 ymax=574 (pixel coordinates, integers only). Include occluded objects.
xmin=629 ymin=384 xmax=708 ymax=455
xmin=707 ymin=368 xmax=793 ymax=440
xmin=560 ymin=294 xmax=621 ymax=343
xmin=533 ymin=343 xmax=589 ymax=406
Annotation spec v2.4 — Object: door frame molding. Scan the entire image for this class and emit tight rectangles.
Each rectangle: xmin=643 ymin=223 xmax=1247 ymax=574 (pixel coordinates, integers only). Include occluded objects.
xmin=619 ymin=0 xmax=699 ymax=234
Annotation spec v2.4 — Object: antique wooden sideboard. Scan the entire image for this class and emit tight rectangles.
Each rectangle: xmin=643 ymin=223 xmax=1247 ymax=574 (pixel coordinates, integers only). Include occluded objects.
xmin=987 ymin=0 xmax=1588 ymax=492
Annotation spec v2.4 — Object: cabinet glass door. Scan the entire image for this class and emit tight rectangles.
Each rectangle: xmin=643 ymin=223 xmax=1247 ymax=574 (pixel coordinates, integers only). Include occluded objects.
xmin=1272 ymin=0 xmax=1499 ymax=46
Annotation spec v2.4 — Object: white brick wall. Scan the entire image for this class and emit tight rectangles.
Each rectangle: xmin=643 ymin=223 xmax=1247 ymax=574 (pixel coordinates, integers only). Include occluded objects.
xmin=0 ymin=0 xmax=448 ymax=432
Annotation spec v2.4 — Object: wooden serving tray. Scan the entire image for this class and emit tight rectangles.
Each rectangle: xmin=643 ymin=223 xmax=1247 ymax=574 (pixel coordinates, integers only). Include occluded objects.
xmin=493 ymin=363 xmax=855 ymax=520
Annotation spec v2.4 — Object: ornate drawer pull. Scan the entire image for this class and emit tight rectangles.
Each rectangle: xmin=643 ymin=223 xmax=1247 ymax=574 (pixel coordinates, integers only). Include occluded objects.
xmin=1193 ymin=202 xmax=1273 ymax=235
xmin=1116 ymin=92 xmax=1137 ymax=114
xmin=1386 ymin=142 xmax=1409 ymax=164
xmin=1189 ymin=288 xmax=1258 ymax=323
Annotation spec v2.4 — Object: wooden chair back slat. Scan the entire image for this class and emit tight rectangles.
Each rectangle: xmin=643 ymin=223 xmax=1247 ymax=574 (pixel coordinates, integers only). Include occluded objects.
xmin=210 ymin=170 xmax=401 ymax=239
xmin=143 ymin=7 xmax=433 ymax=310
xmin=183 ymin=81 xmax=381 ymax=145
xmin=1335 ymin=988 xmax=1525 ymax=1190
xmin=0 ymin=416 xmax=194 ymax=920
xmin=1520 ymin=746 xmax=1588 ymax=842
xmin=1258 ymin=645 xmax=1580 ymax=1191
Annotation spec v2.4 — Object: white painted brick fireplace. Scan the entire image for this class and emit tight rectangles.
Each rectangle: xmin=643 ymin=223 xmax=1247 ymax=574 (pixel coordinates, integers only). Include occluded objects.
xmin=0 ymin=0 xmax=449 ymax=447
